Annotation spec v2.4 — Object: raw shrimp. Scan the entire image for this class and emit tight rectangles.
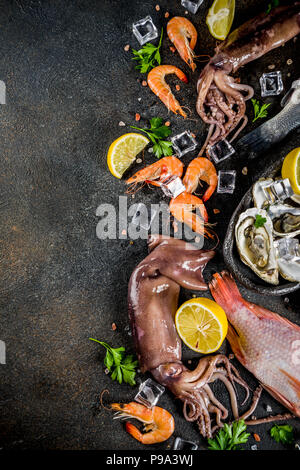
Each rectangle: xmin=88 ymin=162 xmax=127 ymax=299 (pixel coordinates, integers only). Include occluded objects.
xmin=183 ymin=157 xmax=218 ymax=201
xmin=167 ymin=17 xmax=197 ymax=72
xmin=111 ymin=402 xmax=175 ymax=444
xmin=147 ymin=65 xmax=188 ymax=118
xmin=126 ymin=156 xmax=184 ymax=191
xmin=169 ymin=192 xmax=215 ymax=239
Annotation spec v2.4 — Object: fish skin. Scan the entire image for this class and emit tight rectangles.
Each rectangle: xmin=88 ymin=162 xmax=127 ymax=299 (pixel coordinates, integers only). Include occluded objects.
xmin=236 ymin=84 xmax=300 ymax=158
xmin=209 ymin=271 xmax=300 ymax=417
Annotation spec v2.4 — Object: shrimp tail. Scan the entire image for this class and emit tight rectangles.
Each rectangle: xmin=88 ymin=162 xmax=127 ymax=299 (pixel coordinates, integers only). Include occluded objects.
xmin=125 ymin=422 xmax=144 ymax=443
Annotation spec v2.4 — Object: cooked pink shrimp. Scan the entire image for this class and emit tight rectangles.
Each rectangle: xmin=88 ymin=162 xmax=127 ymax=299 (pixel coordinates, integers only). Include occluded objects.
xmin=183 ymin=157 xmax=218 ymax=202
xmin=111 ymin=402 xmax=175 ymax=444
xmin=147 ymin=65 xmax=188 ymax=118
xmin=167 ymin=17 xmax=198 ymax=72
xmin=126 ymin=156 xmax=184 ymax=191
xmin=169 ymin=192 xmax=215 ymax=239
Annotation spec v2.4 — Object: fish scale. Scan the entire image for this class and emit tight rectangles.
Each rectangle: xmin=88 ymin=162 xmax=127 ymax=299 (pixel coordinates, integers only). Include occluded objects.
xmin=210 ymin=271 xmax=300 ymax=416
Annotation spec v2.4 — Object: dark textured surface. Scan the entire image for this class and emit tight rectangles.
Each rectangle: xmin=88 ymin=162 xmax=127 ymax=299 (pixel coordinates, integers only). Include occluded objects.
xmin=223 ymin=158 xmax=300 ymax=295
xmin=0 ymin=0 xmax=299 ymax=451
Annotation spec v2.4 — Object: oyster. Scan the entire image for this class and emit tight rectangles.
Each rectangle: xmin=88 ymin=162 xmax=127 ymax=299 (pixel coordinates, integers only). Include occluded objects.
xmin=235 ymin=208 xmax=279 ymax=285
xmin=267 ymin=203 xmax=300 ymax=238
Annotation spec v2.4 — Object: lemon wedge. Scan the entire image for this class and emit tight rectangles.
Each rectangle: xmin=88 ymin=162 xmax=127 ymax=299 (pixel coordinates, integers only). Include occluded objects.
xmin=206 ymin=0 xmax=235 ymax=41
xmin=107 ymin=133 xmax=149 ymax=179
xmin=281 ymin=147 xmax=300 ymax=195
xmin=175 ymin=297 xmax=228 ymax=354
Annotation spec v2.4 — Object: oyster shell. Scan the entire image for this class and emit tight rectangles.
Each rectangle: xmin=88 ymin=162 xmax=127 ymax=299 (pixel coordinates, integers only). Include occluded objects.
xmin=267 ymin=204 xmax=300 ymax=238
xmin=235 ymin=208 xmax=279 ymax=285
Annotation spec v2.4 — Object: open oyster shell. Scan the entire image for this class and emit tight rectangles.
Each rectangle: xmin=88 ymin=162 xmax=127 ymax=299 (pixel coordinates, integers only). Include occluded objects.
xmin=235 ymin=208 xmax=279 ymax=285
xmin=268 ymin=204 xmax=300 ymax=238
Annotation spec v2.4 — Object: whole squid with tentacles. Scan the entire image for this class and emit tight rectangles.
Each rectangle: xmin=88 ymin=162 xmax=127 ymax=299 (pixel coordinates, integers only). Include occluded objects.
xmin=197 ymin=4 xmax=300 ymax=153
xmin=127 ymin=236 xmax=252 ymax=438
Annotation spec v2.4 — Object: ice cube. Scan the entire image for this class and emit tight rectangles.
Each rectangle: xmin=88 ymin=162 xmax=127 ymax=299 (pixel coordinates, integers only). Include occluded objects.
xmin=263 ymin=178 xmax=294 ymax=204
xmin=217 ymin=170 xmax=236 ymax=194
xmin=134 ymin=378 xmax=165 ymax=408
xmin=260 ymin=71 xmax=283 ymax=97
xmin=160 ymin=176 xmax=186 ymax=198
xmin=275 ymin=238 xmax=300 ymax=262
xmin=171 ymin=131 xmax=198 ymax=157
xmin=181 ymin=0 xmax=204 ymax=14
xmin=173 ymin=437 xmax=198 ymax=450
xmin=131 ymin=203 xmax=158 ymax=230
xmin=251 ymin=445 xmax=258 ymax=451
xmin=208 ymin=139 xmax=235 ymax=164
xmin=132 ymin=16 xmax=158 ymax=45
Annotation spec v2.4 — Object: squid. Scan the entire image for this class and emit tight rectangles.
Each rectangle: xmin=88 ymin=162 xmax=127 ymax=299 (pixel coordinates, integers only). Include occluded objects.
xmin=196 ymin=4 xmax=300 ymax=153
xmin=128 ymin=236 xmax=252 ymax=438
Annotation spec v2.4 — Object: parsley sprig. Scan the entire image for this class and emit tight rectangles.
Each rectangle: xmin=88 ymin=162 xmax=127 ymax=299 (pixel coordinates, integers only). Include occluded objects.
xmin=207 ymin=420 xmax=250 ymax=450
xmin=132 ymin=28 xmax=163 ymax=73
xmin=251 ymin=99 xmax=271 ymax=122
xmin=270 ymin=424 xmax=294 ymax=445
xmin=266 ymin=0 xmax=279 ymax=14
xmin=89 ymin=338 xmax=138 ymax=386
xmin=131 ymin=117 xmax=173 ymax=158
xmin=254 ymin=214 xmax=267 ymax=228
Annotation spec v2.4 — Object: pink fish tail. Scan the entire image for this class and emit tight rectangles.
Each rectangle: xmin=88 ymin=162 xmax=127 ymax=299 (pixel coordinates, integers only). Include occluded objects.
xmin=209 ymin=271 xmax=243 ymax=314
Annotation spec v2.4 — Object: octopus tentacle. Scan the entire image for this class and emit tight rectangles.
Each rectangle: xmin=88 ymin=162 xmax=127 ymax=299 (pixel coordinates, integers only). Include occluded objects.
xmin=210 ymin=372 xmax=239 ymax=420
xmin=203 ymin=384 xmax=228 ymax=420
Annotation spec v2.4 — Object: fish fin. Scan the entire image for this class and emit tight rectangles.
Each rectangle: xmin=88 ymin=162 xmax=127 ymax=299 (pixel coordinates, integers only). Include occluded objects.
xmin=227 ymin=324 xmax=246 ymax=365
xmin=247 ymin=302 xmax=300 ymax=332
xmin=209 ymin=271 xmax=244 ymax=312
xmin=263 ymin=381 xmax=300 ymax=417
xmin=280 ymin=370 xmax=300 ymax=400
xmin=237 ymin=126 xmax=273 ymax=155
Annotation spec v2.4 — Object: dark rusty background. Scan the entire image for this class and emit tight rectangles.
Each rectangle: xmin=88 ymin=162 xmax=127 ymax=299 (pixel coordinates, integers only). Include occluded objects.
xmin=0 ymin=0 xmax=299 ymax=450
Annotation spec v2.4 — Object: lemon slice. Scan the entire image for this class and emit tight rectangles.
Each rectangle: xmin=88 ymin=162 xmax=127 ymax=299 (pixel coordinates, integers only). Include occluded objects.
xmin=175 ymin=297 xmax=228 ymax=354
xmin=107 ymin=133 xmax=149 ymax=179
xmin=206 ymin=0 xmax=235 ymax=41
xmin=281 ymin=147 xmax=300 ymax=195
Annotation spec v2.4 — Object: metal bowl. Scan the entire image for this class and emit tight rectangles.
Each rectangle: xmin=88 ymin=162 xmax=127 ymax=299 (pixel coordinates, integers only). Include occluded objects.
xmin=223 ymin=157 xmax=300 ymax=295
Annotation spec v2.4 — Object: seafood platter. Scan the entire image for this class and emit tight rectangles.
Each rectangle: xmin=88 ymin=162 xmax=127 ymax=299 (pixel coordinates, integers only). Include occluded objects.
xmin=2 ymin=0 xmax=300 ymax=454
xmin=99 ymin=1 xmax=300 ymax=451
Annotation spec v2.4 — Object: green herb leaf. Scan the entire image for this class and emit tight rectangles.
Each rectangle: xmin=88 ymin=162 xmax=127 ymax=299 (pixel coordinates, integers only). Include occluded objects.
xmin=266 ymin=0 xmax=279 ymax=14
xmin=254 ymin=214 xmax=267 ymax=228
xmin=207 ymin=420 xmax=250 ymax=450
xmin=131 ymin=118 xmax=173 ymax=158
xmin=251 ymin=98 xmax=271 ymax=122
xmin=270 ymin=424 xmax=294 ymax=445
xmin=132 ymin=28 xmax=163 ymax=73
xmin=89 ymin=338 xmax=138 ymax=386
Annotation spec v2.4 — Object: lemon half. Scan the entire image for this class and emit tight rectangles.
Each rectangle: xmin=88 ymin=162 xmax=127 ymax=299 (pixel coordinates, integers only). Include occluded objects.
xmin=206 ymin=0 xmax=235 ymax=41
xmin=281 ymin=147 xmax=300 ymax=195
xmin=175 ymin=297 xmax=228 ymax=354
xmin=107 ymin=133 xmax=149 ymax=179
